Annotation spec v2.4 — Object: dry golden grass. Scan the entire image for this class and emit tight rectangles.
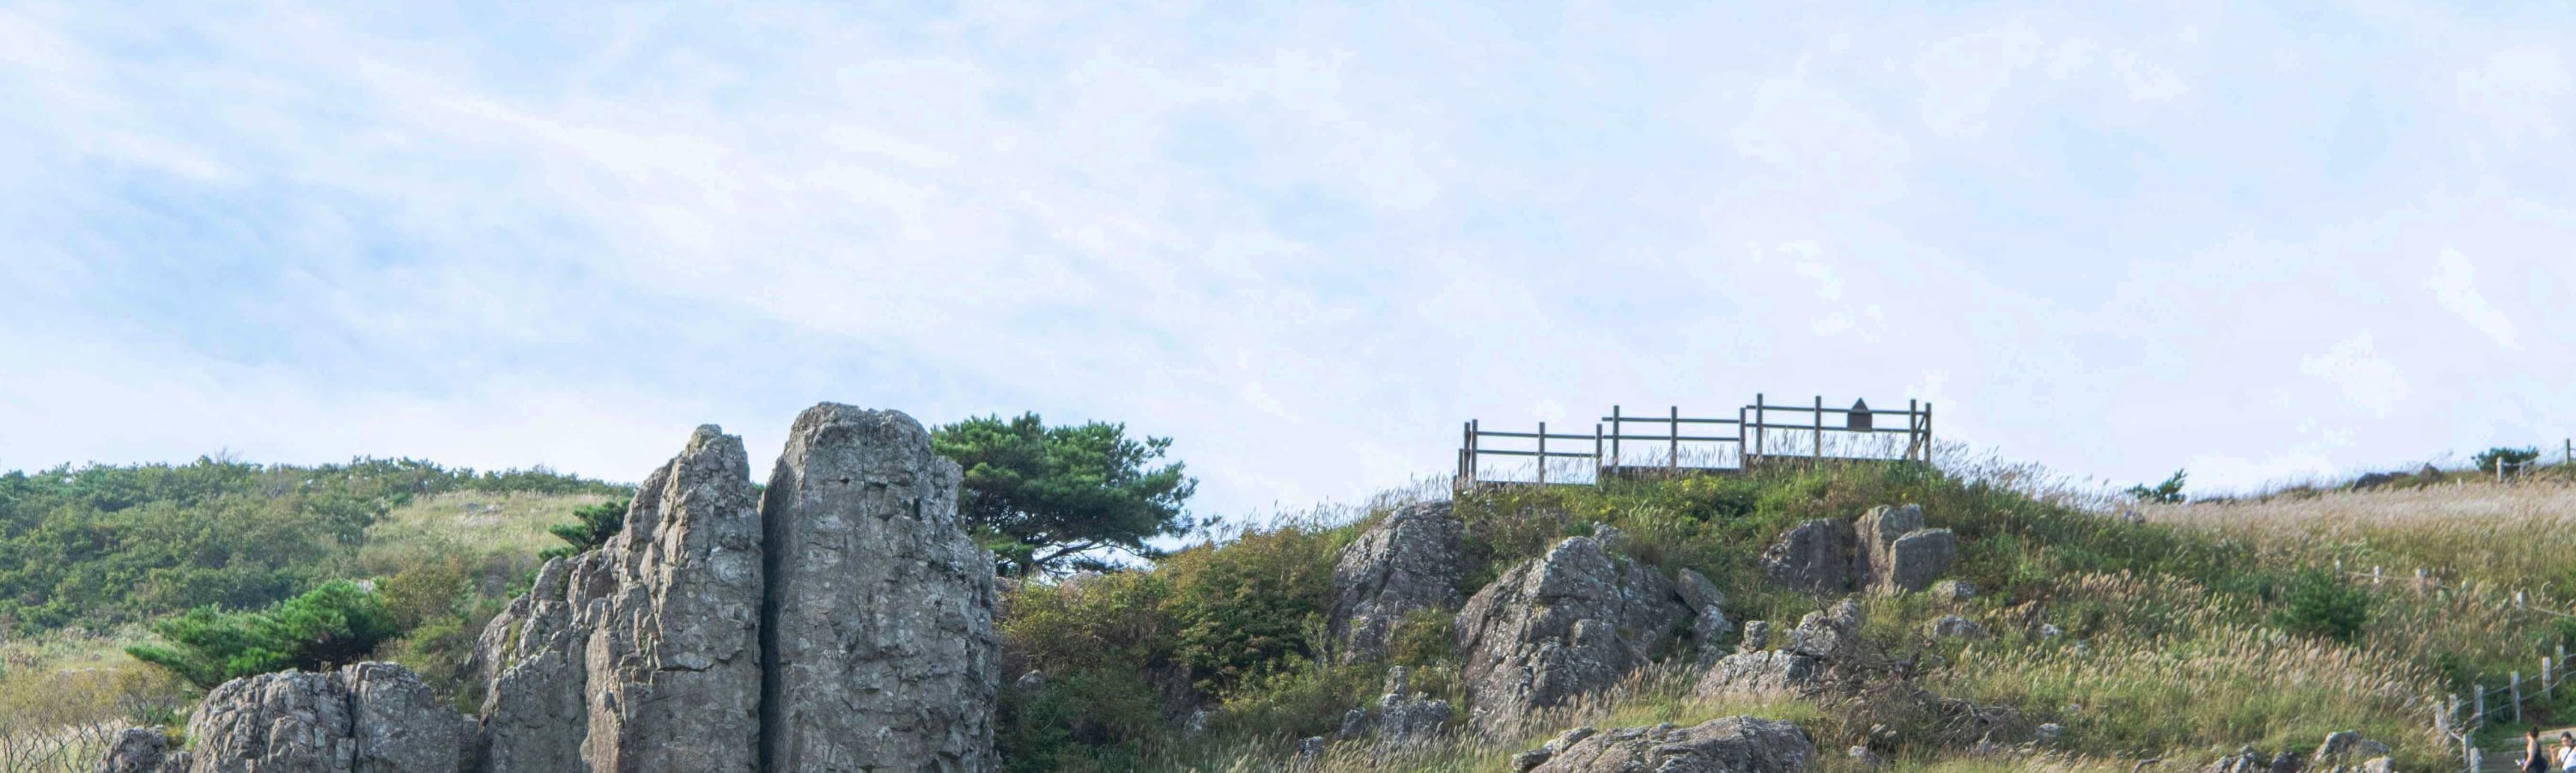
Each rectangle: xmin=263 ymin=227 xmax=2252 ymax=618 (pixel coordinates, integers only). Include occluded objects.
xmin=356 ymin=490 xmax=618 ymax=575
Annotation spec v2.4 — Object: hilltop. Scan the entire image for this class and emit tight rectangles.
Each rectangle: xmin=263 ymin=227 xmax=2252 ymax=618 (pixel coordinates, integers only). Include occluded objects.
xmin=6 ymin=437 xmax=2576 ymax=772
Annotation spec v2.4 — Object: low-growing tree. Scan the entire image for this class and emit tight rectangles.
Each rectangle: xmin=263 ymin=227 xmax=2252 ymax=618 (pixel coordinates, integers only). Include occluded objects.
xmin=2126 ymin=469 xmax=2187 ymax=504
xmin=127 ymin=579 xmax=401 ymax=690
xmin=932 ymin=413 xmax=1199 ymax=575
xmin=2476 ymin=447 xmax=2541 ymax=474
xmin=542 ymin=500 xmax=629 ymax=561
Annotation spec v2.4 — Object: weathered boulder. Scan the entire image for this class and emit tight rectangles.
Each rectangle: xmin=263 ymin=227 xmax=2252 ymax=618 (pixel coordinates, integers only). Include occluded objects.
xmin=1676 ymin=569 xmax=1735 ymax=652
xmin=1929 ymin=579 xmax=1976 ymax=602
xmin=1880 ymin=529 xmax=1958 ymax=593
xmin=1738 ymin=620 xmax=1771 ymax=652
xmin=1334 ymin=667 xmax=1452 ymax=744
xmin=760 ymin=404 xmax=1000 ymax=772
xmin=2312 ymin=732 xmax=2391 ymax=766
xmin=1785 ymin=600 xmax=1862 ymax=661
xmin=1929 ymin=615 xmax=1984 ymax=639
xmin=1327 ymin=502 xmax=1466 ymax=662
xmin=97 ymin=727 xmax=173 ymax=773
xmin=1693 ymin=650 xmax=1821 ymax=697
xmin=1455 ymin=536 xmax=1691 ymax=733
xmin=181 ymin=663 xmax=470 ymax=773
xmin=1522 ymin=716 xmax=1815 ymax=773
xmin=1854 ymin=505 xmax=1923 ymax=588
xmin=1761 ymin=520 xmax=1856 ymax=593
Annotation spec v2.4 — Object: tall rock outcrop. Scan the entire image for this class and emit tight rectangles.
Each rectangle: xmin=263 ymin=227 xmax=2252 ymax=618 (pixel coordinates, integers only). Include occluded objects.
xmin=760 ymin=404 xmax=1000 ymax=772
xmin=1327 ymin=502 xmax=1466 ymax=662
xmin=580 ymin=426 xmax=766 ymax=772
xmin=476 ymin=425 xmax=765 ymax=773
xmin=1455 ymin=535 xmax=1692 ymax=733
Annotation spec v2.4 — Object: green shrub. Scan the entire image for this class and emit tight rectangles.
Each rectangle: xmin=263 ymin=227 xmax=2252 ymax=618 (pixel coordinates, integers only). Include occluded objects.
xmin=2126 ymin=469 xmax=2188 ymax=504
xmin=2476 ymin=447 xmax=2542 ymax=474
xmin=541 ymin=500 xmax=628 ymax=561
xmin=2271 ymin=568 xmax=2371 ymax=642
xmin=126 ymin=580 xmax=401 ymax=690
xmin=1161 ymin=526 xmax=1342 ymax=694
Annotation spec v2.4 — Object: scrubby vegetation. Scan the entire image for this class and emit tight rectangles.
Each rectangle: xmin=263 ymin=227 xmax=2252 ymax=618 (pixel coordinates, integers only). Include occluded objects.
xmin=0 ymin=457 xmax=626 ymax=738
xmin=992 ymin=451 xmax=2576 ymax=772
xmin=8 ymin=442 xmax=2576 ymax=773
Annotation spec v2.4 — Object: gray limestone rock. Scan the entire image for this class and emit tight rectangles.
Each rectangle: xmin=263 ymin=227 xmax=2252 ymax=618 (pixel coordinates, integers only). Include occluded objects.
xmin=473 ymin=554 xmax=602 ymax=773
xmin=1327 ymin=502 xmax=1466 ymax=662
xmin=582 ymin=426 xmax=765 ymax=773
xmin=1454 ymin=536 xmax=1691 ymax=733
xmin=1693 ymin=650 xmax=1821 ymax=697
xmin=1929 ymin=580 xmax=1976 ymax=602
xmin=466 ymin=411 xmax=1001 ymax=773
xmin=1881 ymin=529 xmax=1959 ymax=593
xmin=1762 ymin=520 xmax=1856 ymax=593
xmin=760 ymin=404 xmax=1000 ymax=773
xmin=179 ymin=663 xmax=467 ymax=773
xmin=2312 ymin=732 xmax=2390 ymax=766
xmin=1786 ymin=600 xmax=1862 ymax=660
xmin=1929 ymin=615 xmax=1984 ymax=639
xmin=1525 ymin=716 xmax=1815 ymax=773
xmin=1676 ymin=569 xmax=1734 ymax=651
xmin=97 ymin=727 xmax=169 ymax=773
xmin=1854 ymin=505 xmax=1925 ymax=589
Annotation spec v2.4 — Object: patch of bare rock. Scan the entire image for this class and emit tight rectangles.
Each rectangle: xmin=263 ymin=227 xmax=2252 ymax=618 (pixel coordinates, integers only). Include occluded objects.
xmin=106 ymin=404 xmax=1001 ymax=773
xmin=1510 ymin=716 xmax=1815 ymax=773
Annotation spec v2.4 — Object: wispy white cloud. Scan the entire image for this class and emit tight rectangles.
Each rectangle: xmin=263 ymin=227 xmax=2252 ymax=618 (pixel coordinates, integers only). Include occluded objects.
xmin=2 ymin=1 xmax=2574 ymax=513
xmin=2428 ymin=248 xmax=2523 ymax=350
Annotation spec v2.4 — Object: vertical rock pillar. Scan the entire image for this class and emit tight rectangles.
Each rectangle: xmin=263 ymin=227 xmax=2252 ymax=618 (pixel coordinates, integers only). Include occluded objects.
xmin=760 ymin=404 xmax=1000 ymax=772
xmin=580 ymin=425 xmax=766 ymax=773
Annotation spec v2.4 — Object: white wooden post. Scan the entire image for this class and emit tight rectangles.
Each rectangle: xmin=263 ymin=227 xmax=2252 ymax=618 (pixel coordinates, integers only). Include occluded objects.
xmin=1537 ymin=422 xmax=1547 ymax=486
xmin=2514 ymin=671 xmax=2524 ymax=723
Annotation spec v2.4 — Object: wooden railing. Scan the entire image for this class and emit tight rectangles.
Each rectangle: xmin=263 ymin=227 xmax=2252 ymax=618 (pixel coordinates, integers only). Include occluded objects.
xmin=1457 ymin=395 xmax=1933 ymax=488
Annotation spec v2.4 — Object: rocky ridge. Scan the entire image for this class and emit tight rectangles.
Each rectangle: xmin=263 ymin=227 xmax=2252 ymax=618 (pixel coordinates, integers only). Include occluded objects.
xmin=108 ymin=404 xmax=1000 ymax=773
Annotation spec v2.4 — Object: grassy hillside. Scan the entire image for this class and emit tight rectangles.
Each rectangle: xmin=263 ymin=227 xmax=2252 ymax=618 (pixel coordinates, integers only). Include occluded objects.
xmin=6 ymin=449 xmax=2573 ymax=773
xmin=998 ymin=454 xmax=2576 ymax=772
xmin=0 ymin=458 xmax=624 ymax=749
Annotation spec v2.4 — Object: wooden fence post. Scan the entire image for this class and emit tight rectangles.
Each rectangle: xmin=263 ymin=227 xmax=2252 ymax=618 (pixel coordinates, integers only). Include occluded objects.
xmin=1668 ymin=405 xmax=1680 ymax=473
xmin=2477 ymin=682 xmax=2486 ymax=724
xmin=1738 ymin=406 xmax=1749 ymax=469
xmin=1754 ymin=393 xmax=1766 ymax=463
xmin=1812 ymin=395 xmax=1824 ymax=463
xmin=2514 ymin=672 xmax=2524 ymax=723
xmin=1537 ymin=422 xmax=1548 ymax=486
xmin=1609 ymin=405 xmax=1621 ymax=470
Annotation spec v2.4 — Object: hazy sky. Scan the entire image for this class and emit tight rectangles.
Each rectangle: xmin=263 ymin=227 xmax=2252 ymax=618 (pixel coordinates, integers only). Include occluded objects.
xmin=4 ymin=2 xmax=2572 ymax=519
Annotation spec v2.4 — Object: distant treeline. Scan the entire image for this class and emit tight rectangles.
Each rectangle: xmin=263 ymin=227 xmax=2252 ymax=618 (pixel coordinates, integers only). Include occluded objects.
xmin=0 ymin=456 xmax=629 ymax=635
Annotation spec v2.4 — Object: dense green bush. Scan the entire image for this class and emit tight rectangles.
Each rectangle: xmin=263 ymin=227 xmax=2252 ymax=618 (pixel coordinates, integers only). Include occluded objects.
xmin=126 ymin=580 xmax=401 ymax=690
xmin=541 ymin=500 xmax=629 ymax=561
xmin=2271 ymin=568 xmax=2372 ymax=642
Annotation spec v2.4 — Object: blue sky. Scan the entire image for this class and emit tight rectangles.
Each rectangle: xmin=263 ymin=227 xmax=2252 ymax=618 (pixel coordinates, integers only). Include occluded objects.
xmin=3 ymin=1 xmax=2571 ymax=518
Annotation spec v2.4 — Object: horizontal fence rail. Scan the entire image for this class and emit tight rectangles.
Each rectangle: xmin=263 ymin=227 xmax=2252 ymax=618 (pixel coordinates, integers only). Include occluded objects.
xmin=1458 ymin=394 xmax=1932 ymax=489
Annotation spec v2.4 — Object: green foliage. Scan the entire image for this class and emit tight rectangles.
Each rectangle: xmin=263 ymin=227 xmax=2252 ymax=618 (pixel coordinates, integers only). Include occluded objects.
xmin=2476 ymin=447 xmax=2542 ymax=473
xmin=1161 ymin=527 xmax=1342 ymax=693
xmin=2270 ymin=568 xmax=2372 ymax=642
xmin=126 ymin=580 xmax=400 ymax=690
xmin=0 ymin=456 xmax=624 ymax=636
xmin=541 ymin=501 xmax=629 ymax=561
xmin=2125 ymin=469 xmax=2188 ymax=504
xmin=932 ymin=413 xmax=1200 ymax=575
